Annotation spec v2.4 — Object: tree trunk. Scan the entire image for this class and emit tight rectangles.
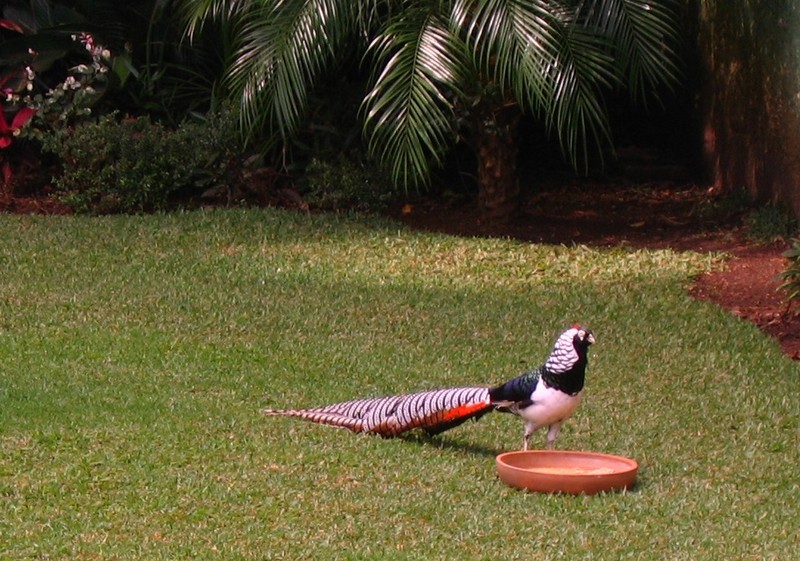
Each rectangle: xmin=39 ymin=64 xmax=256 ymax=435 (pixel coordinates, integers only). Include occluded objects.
xmin=697 ymin=0 xmax=800 ymax=217
xmin=471 ymin=101 xmax=522 ymax=222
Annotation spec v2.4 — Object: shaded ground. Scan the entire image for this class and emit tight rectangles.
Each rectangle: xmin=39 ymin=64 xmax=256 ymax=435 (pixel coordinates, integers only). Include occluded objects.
xmin=387 ymin=181 xmax=800 ymax=359
xmin=3 ymin=179 xmax=798 ymax=359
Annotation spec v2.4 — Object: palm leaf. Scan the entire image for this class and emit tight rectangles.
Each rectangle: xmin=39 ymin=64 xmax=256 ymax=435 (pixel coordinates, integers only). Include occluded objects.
xmin=363 ymin=5 xmax=469 ymax=188
xmin=545 ymin=23 xmax=617 ymax=170
xmin=179 ymin=0 xmax=252 ymax=38
xmin=181 ymin=0 xmax=357 ymax=140
xmin=232 ymin=0 xmax=359 ymax=139
xmin=452 ymin=0 xmax=564 ymax=108
xmin=577 ymin=0 xmax=683 ymax=101
xmin=454 ymin=0 xmax=616 ymax=169
xmin=178 ymin=0 xmax=685 ymax=190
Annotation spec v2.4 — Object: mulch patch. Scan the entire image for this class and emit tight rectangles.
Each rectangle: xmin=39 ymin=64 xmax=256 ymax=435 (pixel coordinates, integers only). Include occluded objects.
xmin=690 ymin=244 xmax=800 ymax=359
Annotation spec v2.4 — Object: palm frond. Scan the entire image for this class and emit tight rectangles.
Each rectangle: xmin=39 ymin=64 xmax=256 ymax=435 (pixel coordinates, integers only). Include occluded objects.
xmin=452 ymin=0 xmax=566 ymax=109
xmin=545 ymin=23 xmax=616 ymax=170
xmin=454 ymin=0 xmax=616 ymax=169
xmin=363 ymin=6 xmax=469 ymax=189
xmin=217 ymin=0 xmax=357 ymax=139
xmin=179 ymin=0 xmax=252 ymax=38
xmin=577 ymin=0 xmax=683 ymax=101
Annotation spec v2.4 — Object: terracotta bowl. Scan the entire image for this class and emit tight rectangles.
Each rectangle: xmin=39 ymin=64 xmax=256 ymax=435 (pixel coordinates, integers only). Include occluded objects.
xmin=496 ymin=450 xmax=638 ymax=495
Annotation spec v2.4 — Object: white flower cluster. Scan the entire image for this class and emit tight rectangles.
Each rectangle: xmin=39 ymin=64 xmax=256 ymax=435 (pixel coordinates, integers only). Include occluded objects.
xmin=6 ymin=32 xmax=114 ymax=132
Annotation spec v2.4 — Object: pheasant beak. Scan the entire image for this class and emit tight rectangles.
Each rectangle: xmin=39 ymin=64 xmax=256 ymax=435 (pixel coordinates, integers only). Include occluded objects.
xmin=577 ymin=328 xmax=595 ymax=345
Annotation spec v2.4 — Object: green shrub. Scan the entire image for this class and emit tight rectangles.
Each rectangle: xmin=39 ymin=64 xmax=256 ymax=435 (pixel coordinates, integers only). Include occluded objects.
xmin=302 ymin=156 xmax=393 ymax=212
xmin=779 ymin=238 xmax=800 ymax=307
xmin=42 ymin=114 xmax=204 ymax=214
xmin=745 ymin=202 xmax=797 ymax=242
xmin=185 ymin=105 xmax=256 ymax=201
xmin=692 ymin=189 xmax=751 ymax=221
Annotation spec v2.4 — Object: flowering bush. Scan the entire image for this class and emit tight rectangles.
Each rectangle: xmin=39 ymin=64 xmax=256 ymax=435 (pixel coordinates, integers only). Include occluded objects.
xmin=1 ymin=24 xmax=120 ymax=190
xmin=4 ymin=32 xmax=115 ymax=137
xmin=0 ymin=17 xmax=249 ymax=212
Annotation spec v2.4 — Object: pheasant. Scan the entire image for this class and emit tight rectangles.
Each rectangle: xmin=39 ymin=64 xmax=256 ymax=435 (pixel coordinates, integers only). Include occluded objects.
xmin=262 ymin=325 xmax=595 ymax=450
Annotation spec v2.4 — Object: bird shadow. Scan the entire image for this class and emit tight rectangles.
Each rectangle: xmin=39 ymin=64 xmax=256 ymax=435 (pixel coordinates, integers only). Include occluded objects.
xmin=397 ymin=432 xmax=506 ymax=458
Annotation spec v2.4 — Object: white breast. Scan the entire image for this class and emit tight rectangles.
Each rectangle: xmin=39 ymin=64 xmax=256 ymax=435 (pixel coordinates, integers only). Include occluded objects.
xmin=519 ymin=383 xmax=582 ymax=427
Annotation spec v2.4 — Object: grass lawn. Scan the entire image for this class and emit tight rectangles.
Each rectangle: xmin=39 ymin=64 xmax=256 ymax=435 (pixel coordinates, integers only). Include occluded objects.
xmin=0 ymin=209 xmax=797 ymax=560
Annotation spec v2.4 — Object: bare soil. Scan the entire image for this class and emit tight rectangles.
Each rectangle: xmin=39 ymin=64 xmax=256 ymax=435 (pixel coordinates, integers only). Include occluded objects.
xmin=3 ymin=180 xmax=798 ymax=359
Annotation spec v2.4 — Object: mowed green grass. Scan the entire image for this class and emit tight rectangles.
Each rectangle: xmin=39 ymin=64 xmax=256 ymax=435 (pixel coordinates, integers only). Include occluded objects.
xmin=0 ymin=209 xmax=797 ymax=560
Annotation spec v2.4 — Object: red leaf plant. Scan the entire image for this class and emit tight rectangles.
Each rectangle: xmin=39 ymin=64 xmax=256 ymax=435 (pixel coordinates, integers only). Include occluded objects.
xmin=0 ymin=106 xmax=36 ymax=149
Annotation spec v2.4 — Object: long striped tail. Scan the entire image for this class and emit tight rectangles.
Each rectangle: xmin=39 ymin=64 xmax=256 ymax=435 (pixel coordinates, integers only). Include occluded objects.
xmin=262 ymin=386 xmax=493 ymax=438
